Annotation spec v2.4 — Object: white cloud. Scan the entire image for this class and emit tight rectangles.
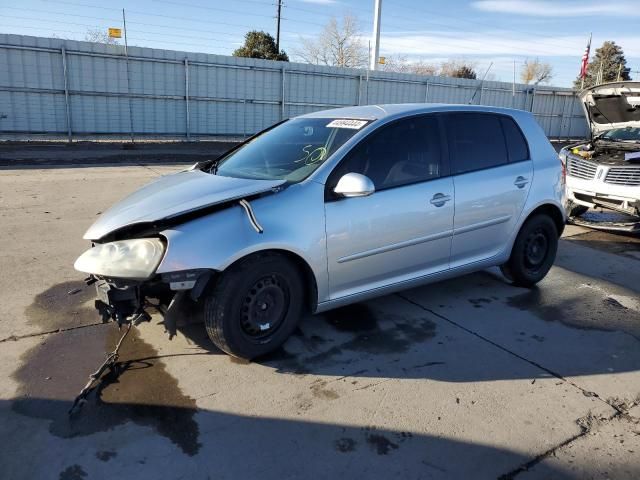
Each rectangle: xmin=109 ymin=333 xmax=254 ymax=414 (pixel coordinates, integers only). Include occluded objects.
xmin=472 ymin=0 xmax=640 ymax=17
xmin=378 ymin=31 xmax=640 ymax=58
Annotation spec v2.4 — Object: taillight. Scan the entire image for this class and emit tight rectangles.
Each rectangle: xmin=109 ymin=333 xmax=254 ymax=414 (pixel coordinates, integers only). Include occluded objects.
xmin=558 ymin=152 xmax=567 ymax=183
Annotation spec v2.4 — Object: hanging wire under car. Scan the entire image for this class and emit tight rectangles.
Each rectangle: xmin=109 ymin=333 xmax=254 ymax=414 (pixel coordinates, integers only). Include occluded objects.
xmin=68 ymin=310 xmax=149 ymax=415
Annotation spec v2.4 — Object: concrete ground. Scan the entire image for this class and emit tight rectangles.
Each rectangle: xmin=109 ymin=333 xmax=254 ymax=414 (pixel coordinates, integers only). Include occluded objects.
xmin=1 ymin=164 xmax=639 ymax=480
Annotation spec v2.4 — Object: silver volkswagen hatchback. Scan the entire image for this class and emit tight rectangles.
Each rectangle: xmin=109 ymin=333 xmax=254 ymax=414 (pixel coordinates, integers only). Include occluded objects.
xmin=75 ymin=104 xmax=565 ymax=359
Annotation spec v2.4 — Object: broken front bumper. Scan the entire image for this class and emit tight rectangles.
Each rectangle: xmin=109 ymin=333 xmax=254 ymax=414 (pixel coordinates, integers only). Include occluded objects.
xmin=90 ymin=269 xmax=213 ymax=328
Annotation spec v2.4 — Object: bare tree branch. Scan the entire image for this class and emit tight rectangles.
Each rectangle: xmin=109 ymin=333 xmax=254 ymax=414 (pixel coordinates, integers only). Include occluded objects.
xmin=84 ymin=28 xmax=119 ymax=45
xmin=294 ymin=14 xmax=367 ymax=68
xmin=520 ymin=58 xmax=553 ymax=85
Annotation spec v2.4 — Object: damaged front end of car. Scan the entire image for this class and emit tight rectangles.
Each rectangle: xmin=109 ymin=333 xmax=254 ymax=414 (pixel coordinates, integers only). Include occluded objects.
xmin=76 ymin=235 xmax=213 ymax=336
xmin=74 ymin=166 xmax=286 ymax=336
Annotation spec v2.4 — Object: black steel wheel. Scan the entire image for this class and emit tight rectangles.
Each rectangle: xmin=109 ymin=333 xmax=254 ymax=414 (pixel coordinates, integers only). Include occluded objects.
xmin=501 ymin=214 xmax=558 ymax=288
xmin=203 ymin=252 xmax=304 ymax=359
xmin=240 ymin=274 xmax=290 ymax=341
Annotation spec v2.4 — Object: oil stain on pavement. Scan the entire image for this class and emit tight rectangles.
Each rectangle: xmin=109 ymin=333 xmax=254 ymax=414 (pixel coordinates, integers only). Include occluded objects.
xmin=25 ymin=281 xmax=96 ymax=331
xmin=507 ymin=283 xmax=640 ymax=341
xmin=265 ymin=303 xmax=437 ymax=373
xmin=13 ymin=282 xmax=201 ymax=456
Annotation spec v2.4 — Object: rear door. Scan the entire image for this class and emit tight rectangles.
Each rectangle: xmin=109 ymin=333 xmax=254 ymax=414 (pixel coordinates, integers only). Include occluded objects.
xmin=446 ymin=113 xmax=533 ymax=267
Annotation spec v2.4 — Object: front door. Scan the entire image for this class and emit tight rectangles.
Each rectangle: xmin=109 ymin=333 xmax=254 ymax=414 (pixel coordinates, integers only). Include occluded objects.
xmin=324 ymin=114 xmax=454 ymax=300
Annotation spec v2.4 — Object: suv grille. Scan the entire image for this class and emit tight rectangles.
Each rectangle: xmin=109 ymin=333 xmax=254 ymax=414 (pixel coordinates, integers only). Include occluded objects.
xmin=566 ymin=156 xmax=597 ymax=180
xmin=604 ymin=166 xmax=640 ymax=186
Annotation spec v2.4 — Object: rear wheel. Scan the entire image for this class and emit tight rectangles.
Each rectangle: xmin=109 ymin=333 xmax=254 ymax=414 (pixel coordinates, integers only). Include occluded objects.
xmin=204 ymin=253 xmax=304 ymax=359
xmin=501 ymin=214 xmax=558 ymax=288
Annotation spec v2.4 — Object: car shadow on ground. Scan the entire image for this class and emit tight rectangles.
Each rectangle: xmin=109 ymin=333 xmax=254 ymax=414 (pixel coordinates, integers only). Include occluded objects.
xmin=3 ymin=396 xmax=630 ymax=480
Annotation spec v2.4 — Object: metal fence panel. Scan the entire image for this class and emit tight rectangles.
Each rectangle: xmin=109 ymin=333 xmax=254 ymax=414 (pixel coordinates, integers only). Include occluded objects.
xmin=0 ymin=33 xmax=589 ymax=139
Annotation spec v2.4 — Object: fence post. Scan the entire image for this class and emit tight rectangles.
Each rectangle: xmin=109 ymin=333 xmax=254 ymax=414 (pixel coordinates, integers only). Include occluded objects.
xmin=424 ymin=81 xmax=430 ymax=103
xmin=243 ymin=99 xmax=247 ymax=138
xmin=281 ymin=67 xmax=286 ymax=120
xmin=357 ymin=74 xmax=362 ymax=106
xmin=184 ymin=58 xmax=191 ymax=141
xmin=60 ymin=46 xmax=73 ymax=143
xmin=566 ymin=95 xmax=575 ymax=140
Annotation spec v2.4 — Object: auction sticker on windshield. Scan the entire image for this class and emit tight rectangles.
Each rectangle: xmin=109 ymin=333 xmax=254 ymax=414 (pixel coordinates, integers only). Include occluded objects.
xmin=326 ymin=119 xmax=368 ymax=129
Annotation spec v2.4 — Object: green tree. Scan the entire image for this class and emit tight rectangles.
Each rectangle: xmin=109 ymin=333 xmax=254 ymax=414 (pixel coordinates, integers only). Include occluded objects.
xmin=574 ymin=41 xmax=630 ymax=90
xmin=233 ymin=31 xmax=288 ymax=62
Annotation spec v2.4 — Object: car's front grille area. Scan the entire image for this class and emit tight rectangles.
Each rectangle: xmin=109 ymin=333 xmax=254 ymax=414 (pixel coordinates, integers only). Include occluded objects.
xmin=604 ymin=166 xmax=640 ymax=186
xmin=566 ymin=156 xmax=598 ymax=180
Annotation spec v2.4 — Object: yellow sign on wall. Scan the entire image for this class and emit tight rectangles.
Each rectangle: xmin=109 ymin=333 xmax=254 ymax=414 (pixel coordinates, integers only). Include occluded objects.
xmin=108 ymin=28 xmax=122 ymax=39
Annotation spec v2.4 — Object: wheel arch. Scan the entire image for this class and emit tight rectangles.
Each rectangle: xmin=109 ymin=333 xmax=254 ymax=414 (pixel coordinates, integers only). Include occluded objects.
xmin=222 ymin=248 xmax=319 ymax=313
xmin=525 ymin=203 xmax=565 ymax=237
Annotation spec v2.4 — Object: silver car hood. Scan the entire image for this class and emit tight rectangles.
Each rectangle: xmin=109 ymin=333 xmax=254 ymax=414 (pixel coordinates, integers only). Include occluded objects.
xmin=84 ymin=169 xmax=286 ymax=240
xmin=579 ymin=81 xmax=640 ymax=136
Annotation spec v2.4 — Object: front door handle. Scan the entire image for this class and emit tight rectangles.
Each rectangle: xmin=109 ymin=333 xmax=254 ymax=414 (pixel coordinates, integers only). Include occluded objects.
xmin=430 ymin=193 xmax=451 ymax=207
xmin=514 ymin=176 xmax=529 ymax=189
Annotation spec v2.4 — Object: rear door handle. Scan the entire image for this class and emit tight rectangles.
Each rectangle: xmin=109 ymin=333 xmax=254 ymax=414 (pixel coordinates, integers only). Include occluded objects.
xmin=430 ymin=193 xmax=451 ymax=207
xmin=514 ymin=176 xmax=529 ymax=189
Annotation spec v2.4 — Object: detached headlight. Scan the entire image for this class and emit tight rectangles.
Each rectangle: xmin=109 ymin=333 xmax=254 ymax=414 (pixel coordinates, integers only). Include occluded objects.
xmin=74 ymin=238 xmax=165 ymax=279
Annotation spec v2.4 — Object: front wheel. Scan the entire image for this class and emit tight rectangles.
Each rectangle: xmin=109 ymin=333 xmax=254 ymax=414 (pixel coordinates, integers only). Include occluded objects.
xmin=501 ymin=214 xmax=558 ymax=288
xmin=204 ymin=253 xmax=304 ymax=359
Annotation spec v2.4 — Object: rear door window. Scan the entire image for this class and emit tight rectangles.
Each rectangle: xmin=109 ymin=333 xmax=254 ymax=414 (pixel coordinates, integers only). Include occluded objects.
xmin=446 ymin=113 xmax=509 ymax=174
xmin=500 ymin=116 xmax=530 ymax=163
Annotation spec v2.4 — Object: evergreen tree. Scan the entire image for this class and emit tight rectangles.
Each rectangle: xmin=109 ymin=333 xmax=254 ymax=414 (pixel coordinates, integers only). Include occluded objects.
xmin=574 ymin=41 xmax=630 ymax=90
xmin=233 ymin=31 xmax=289 ymax=62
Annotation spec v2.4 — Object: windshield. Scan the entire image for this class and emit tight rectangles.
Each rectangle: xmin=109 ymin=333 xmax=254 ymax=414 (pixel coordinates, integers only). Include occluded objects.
xmin=600 ymin=127 xmax=640 ymax=143
xmin=214 ymin=118 xmax=370 ymax=182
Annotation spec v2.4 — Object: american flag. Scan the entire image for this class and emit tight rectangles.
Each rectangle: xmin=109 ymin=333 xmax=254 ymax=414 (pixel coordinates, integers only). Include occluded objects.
xmin=580 ymin=34 xmax=592 ymax=79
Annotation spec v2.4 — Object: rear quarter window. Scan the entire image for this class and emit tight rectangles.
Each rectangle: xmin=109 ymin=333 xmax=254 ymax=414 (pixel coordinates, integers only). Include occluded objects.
xmin=447 ymin=113 xmax=509 ymax=175
xmin=500 ymin=116 xmax=530 ymax=162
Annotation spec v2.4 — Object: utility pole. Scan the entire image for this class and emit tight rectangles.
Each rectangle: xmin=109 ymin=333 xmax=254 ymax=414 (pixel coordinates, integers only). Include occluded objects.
xmin=122 ymin=8 xmax=134 ymax=144
xmin=275 ymin=0 xmax=283 ymax=53
xmin=370 ymin=0 xmax=382 ymax=70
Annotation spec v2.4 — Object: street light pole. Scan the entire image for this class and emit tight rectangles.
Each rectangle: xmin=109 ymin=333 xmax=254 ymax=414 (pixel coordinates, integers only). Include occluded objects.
xmin=370 ymin=0 xmax=382 ymax=71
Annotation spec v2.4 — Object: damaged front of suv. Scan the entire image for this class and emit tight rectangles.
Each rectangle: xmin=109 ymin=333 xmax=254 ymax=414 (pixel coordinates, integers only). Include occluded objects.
xmin=560 ymin=81 xmax=640 ymax=231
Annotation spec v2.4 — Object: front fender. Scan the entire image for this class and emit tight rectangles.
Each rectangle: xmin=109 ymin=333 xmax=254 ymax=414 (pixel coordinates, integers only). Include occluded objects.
xmin=156 ymin=181 xmax=329 ymax=303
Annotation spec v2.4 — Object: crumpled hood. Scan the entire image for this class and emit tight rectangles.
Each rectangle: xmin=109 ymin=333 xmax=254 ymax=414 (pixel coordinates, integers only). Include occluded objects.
xmin=84 ymin=169 xmax=286 ymax=240
xmin=579 ymin=81 xmax=640 ymax=136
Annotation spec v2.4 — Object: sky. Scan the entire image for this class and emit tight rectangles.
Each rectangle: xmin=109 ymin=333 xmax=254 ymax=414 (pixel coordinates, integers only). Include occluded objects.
xmin=1 ymin=0 xmax=638 ymax=87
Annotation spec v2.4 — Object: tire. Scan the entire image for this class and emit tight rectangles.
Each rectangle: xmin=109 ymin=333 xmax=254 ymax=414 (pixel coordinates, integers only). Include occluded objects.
xmin=566 ymin=200 xmax=588 ymax=218
xmin=204 ymin=252 xmax=304 ymax=359
xmin=501 ymin=214 xmax=558 ymax=288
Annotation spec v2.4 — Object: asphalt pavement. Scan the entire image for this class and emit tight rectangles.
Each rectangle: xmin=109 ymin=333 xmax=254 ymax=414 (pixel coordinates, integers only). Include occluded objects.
xmin=1 ymin=163 xmax=639 ymax=480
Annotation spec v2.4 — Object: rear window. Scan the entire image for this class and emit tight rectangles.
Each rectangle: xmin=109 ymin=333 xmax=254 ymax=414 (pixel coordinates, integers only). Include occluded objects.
xmin=500 ymin=117 xmax=529 ymax=162
xmin=447 ymin=113 xmax=509 ymax=174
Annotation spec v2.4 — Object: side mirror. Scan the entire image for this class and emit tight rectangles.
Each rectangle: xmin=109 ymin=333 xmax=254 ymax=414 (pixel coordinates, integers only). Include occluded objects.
xmin=333 ymin=173 xmax=375 ymax=198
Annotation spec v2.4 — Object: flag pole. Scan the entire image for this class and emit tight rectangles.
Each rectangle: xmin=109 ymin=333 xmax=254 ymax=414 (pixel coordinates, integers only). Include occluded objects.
xmin=581 ymin=32 xmax=591 ymax=90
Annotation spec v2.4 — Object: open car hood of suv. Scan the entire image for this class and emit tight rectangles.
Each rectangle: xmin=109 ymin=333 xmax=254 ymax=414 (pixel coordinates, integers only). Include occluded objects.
xmin=579 ymin=81 xmax=640 ymax=136
xmin=83 ymin=169 xmax=286 ymax=241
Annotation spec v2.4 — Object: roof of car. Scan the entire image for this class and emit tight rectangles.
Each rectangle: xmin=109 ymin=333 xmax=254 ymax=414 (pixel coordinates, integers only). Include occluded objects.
xmin=299 ymin=103 xmax=528 ymax=121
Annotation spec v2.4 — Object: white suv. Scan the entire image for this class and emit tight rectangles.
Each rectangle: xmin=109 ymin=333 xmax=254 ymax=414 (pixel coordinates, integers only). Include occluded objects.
xmin=560 ymin=82 xmax=640 ymax=231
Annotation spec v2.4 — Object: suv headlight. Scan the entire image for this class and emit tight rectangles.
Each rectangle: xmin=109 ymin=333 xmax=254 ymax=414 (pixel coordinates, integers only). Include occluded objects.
xmin=74 ymin=238 xmax=165 ymax=279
